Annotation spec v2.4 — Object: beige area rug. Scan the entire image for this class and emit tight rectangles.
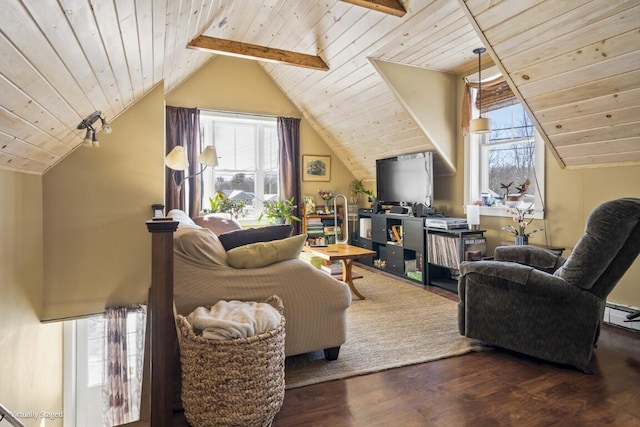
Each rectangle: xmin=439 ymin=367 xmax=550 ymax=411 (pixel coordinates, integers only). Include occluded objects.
xmin=285 ymin=265 xmax=480 ymax=389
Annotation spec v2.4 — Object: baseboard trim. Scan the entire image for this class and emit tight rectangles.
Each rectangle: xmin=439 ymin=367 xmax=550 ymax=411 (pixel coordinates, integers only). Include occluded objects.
xmin=604 ymin=303 xmax=640 ymax=332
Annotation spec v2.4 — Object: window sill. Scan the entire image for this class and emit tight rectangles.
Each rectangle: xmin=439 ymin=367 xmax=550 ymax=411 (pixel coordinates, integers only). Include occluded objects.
xmin=465 ymin=205 xmax=544 ymax=220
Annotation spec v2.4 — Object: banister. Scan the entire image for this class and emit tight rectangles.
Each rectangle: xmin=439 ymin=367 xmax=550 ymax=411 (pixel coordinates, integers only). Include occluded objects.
xmin=0 ymin=403 xmax=27 ymax=427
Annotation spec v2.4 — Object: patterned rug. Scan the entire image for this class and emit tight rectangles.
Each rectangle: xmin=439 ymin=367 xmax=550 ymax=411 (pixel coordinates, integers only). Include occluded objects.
xmin=285 ymin=265 xmax=480 ymax=389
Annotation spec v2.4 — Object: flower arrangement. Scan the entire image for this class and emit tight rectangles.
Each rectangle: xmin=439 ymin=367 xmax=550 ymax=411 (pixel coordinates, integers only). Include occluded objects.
xmin=501 ymin=204 xmax=543 ymax=238
xmin=318 ymin=189 xmax=336 ymax=213
xmin=318 ymin=189 xmax=335 ymax=201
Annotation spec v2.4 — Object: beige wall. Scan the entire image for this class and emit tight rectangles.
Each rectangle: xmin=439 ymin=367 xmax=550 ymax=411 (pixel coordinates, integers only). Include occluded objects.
xmin=0 ymin=170 xmax=63 ymax=426
xmin=165 ymin=56 xmax=356 ymax=210
xmin=371 ymin=59 xmax=458 ymax=172
xmin=435 ymin=78 xmax=640 ymax=307
xmin=42 ymin=84 xmax=166 ymax=320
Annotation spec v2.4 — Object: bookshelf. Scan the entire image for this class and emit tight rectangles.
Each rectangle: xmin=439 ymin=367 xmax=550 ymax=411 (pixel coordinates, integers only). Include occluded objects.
xmin=355 ymin=212 xmax=426 ymax=285
xmin=426 ymin=228 xmax=486 ymax=292
xmin=301 ymin=206 xmax=344 ymax=245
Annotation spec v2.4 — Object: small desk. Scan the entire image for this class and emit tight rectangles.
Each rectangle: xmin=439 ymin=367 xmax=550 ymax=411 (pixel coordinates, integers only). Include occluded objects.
xmin=499 ymin=241 xmax=566 ymax=255
xmin=303 ymin=243 xmax=376 ymax=300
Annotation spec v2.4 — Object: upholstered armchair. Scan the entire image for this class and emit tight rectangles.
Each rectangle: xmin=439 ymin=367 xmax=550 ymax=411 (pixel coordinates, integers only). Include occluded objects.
xmin=458 ymin=198 xmax=640 ymax=372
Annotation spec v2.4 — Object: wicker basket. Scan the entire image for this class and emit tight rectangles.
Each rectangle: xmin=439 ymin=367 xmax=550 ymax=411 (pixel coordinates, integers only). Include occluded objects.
xmin=177 ymin=295 xmax=286 ymax=427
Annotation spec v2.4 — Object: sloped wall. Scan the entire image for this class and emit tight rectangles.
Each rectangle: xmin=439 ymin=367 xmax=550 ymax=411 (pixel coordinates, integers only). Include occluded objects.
xmin=0 ymin=170 xmax=63 ymax=426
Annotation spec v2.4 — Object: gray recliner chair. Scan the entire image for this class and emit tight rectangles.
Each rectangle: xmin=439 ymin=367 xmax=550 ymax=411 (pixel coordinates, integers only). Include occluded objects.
xmin=458 ymin=198 xmax=640 ymax=372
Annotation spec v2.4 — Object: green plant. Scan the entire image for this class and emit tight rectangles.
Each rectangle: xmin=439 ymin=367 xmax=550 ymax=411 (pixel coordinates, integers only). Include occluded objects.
xmin=348 ymin=179 xmax=375 ymax=203
xmin=258 ymin=197 xmax=301 ymax=224
xmin=208 ymin=191 xmax=248 ymax=219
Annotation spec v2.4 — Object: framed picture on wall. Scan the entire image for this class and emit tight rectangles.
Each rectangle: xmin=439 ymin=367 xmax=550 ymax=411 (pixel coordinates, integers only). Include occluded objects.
xmin=302 ymin=155 xmax=331 ymax=182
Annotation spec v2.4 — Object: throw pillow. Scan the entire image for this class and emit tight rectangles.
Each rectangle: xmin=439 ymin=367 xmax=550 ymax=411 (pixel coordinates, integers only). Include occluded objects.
xmin=193 ymin=214 xmax=242 ymax=236
xmin=218 ymin=225 xmax=293 ymax=251
xmin=167 ymin=209 xmax=200 ymax=229
xmin=173 ymin=227 xmax=228 ymax=267
xmin=226 ymin=234 xmax=307 ymax=269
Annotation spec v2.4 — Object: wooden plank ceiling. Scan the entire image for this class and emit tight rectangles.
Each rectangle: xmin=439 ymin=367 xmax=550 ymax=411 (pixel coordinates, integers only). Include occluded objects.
xmin=459 ymin=0 xmax=640 ymax=168
xmin=1 ymin=0 xmax=638 ymax=176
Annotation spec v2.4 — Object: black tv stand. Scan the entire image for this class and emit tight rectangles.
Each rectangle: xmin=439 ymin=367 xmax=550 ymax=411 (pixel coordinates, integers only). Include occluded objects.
xmin=353 ymin=212 xmax=486 ymax=292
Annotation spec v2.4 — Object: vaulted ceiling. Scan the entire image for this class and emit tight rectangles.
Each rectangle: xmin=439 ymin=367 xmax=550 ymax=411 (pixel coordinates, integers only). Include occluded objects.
xmin=1 ymin=0 xmax=638 ymax=177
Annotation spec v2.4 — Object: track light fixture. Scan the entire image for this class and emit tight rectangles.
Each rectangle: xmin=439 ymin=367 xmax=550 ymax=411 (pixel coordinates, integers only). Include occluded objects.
xmin=470 ymin=47 xmax=491 ymax=134
xmin=77 ymin=111 xmax=112 ymax=147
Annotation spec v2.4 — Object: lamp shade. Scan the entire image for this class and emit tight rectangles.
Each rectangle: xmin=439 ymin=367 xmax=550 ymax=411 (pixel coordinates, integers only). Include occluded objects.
xmin=470 ymin=117 xmax=491 ymax=134
xmin=198 ymin=145 xmax=218 ymax=167
xmin=466 ymin=204 xmax=480 ymax=230
xmin=165 ymin=146 xmax=189 ymax=171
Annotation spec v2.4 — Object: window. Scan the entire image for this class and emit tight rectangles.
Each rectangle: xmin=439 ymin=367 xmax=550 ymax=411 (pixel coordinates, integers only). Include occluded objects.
xmin=64 ymin=312 xmax=145 ymax=427
xmin=200 ymin=112 xmax=279 ymax=220
xmin=466 ymin=88 xmax=545 ymax=219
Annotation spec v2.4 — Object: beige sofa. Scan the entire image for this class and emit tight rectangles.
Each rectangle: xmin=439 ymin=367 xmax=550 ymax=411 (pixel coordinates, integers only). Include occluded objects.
xmin=168 ymin=210 xmax=352 ymax=359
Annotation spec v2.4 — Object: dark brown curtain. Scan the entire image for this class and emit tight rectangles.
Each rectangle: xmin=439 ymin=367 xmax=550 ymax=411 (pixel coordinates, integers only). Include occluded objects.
xmin=277 ymin=117 xmax=301 ymax=234
xmin=462 ymin=76 xmax=516 ymax=135
xmin=165 ymin=106 xmax=201 ymax=216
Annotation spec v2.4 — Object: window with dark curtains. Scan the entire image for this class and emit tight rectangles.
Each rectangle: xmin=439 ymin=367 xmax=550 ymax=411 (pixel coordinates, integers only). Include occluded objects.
xmin=277 ymin=117 xmax=301 ymax=234
xmin=165 ymin=106 xmax=201 ymax=216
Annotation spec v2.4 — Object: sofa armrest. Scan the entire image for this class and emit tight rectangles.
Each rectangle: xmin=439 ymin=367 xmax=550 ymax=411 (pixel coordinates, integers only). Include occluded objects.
xmin=174 ymin=258 xmax=351 ymax=315
xmin=459 ymin=260 xmax=580 ymax=300
xmin=494 ymin=245 xmax=566 ymax=273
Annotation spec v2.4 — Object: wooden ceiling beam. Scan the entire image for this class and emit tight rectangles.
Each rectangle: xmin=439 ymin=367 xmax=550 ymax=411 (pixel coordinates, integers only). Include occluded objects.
xmin=340 ymin=0 xmax=406 ymax=17
xmin=187 ymin=36 xmax=329 ymax=71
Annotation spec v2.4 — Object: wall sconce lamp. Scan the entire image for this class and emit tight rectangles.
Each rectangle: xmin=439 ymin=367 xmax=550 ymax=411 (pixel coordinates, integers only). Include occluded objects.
xmin=469 ymin=47 xmax=491 ymax=134
xmin=165 ymin=145 xmax=218 ymax=189
xmin=77 ymin=111 xmax=112 ymax=147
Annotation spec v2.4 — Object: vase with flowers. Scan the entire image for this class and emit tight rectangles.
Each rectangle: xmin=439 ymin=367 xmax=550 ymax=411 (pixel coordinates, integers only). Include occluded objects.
xmin=318 ymin=189 xmax=335 ymax=213
xmin=501 ymin=204 xmax=543 ymax=245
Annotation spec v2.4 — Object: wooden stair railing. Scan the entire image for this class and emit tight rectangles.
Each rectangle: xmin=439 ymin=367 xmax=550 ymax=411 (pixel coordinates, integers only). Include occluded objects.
xmin=145 ymin=219 xmax=179 ymax=427
xmin=0 ymin=402 xmax=27 ymax=427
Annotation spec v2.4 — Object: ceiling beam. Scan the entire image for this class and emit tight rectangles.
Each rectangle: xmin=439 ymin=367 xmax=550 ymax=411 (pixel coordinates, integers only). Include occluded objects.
xmin=187 ymin=36 xmax=329 ymax=71
xmin=340 ymin=0 xmax=406 ymax=17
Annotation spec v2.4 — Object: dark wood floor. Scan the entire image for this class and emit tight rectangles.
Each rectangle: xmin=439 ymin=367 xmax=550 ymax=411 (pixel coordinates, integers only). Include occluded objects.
xmin=175 ymin=286 xmax=640 ymax=426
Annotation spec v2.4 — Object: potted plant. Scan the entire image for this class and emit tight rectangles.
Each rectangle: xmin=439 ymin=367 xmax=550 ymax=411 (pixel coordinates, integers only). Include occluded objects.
xmin=209 ymin=191 xmax=249 ymax=219
xmin=348 ymin=179 xmax=376 ymax=205
xmin=258 ymin=197 xmax=301 ymax=224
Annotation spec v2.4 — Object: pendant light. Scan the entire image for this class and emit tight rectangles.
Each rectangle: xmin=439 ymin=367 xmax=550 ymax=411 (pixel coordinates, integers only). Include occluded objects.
xmin=470 ymin=47 xmax=491 ymax=134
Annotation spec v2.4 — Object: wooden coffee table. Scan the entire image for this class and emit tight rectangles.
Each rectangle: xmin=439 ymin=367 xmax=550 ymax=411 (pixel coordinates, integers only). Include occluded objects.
xmin=303 ymin=243 xmax=376 ymax=300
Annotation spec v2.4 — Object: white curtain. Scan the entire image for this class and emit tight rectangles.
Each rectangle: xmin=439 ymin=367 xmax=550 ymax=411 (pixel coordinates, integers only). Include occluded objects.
xmin=102 ymin=305 xmax=146 ymax=426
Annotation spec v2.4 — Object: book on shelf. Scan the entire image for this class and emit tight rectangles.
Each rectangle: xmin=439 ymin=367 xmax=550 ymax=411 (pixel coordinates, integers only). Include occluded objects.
xmin=307 ymin=236 xmax=327 ymax=246
xmin=428 ymin=234 xmax=486 ymax=269
xmin=463 ymin=237 xmax=486 ymax=261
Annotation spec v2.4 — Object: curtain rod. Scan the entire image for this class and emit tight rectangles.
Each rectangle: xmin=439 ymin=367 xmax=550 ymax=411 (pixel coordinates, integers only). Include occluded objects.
xmin=200 ymin=109 xmax=300 ymax=120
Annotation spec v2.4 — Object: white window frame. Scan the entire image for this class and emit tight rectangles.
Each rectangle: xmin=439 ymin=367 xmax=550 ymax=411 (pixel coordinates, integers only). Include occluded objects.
xmin=64 ymin=314 xmax=144 ymax=427
xmin=464 ymin=89 xmax=545 ymax=220
xmin=199 ymin=111 xmax=279 ymax=224
xmin=64 ymin=317 xmax=106 ymax=427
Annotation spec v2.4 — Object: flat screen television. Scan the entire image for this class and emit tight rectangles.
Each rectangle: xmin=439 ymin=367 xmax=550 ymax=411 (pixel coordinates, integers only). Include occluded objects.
xmin=376 ymin=152 xmax=434 ymax=206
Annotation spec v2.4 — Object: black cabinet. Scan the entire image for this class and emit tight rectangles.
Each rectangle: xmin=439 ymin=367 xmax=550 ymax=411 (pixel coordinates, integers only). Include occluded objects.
xmin=371 ymin=215 xmax=387 ymax=243
xmin=355 ymin=213 xmax=486 ymax=293
xmin=402 ymin=218 xmax=424 ymax=251
xmin=356 ymin=213 xmax=426 ymax=285
xmin=426 ymin=228 xmax=486 ymax=292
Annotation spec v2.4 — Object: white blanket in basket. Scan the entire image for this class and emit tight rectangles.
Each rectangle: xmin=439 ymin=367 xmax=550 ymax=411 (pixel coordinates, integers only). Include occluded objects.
xmin=188 ymin=300 xmax=281 ymax=340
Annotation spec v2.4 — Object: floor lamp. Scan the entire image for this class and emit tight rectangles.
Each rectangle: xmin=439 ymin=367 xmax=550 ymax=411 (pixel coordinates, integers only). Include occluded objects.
xmin=165 ymin=145 xmax=218 ymax=212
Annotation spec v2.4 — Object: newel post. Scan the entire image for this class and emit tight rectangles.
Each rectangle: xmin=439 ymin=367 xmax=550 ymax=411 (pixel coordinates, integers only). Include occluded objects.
xmin=146 ymin=219 xmax=179 ymax=426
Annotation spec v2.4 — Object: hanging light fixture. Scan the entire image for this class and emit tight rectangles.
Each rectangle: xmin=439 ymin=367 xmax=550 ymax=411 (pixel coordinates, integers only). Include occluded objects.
xmin=77 ymin=111 xmax=112 ymax=148
xmin=470 ymin=47 xmax=491 ymax=134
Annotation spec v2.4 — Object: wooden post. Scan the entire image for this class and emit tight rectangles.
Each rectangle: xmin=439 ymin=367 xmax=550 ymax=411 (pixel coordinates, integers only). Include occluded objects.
xmin=146 ymin=219 xmax=179 ymax=427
